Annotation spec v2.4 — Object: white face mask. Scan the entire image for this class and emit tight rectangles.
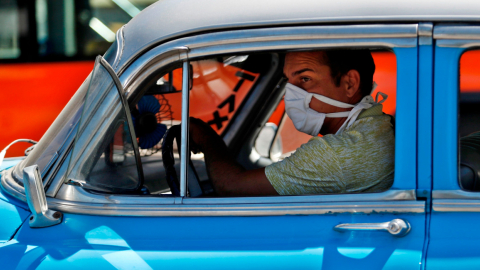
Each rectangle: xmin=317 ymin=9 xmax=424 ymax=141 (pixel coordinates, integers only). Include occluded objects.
xmin=284 ymin=82 xmax=385 ymax=136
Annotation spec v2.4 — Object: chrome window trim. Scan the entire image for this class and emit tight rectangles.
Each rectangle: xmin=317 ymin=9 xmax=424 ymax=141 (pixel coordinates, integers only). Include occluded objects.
xmin=433 ymin=200 xmax=480 ymax=212
xmin=418 ymin=22 xmax=433 ymax=46
xmin=435 ymin=25 xmax=480 ymax=47
xmin=180 ymin=61 xmax=190 ymax=197
xmin=183 ymin=190 xmax=416 ymax=204
xmin=433 ymin=190 xmax=480 ymax=212
xmin=113 ymin=26 xmax=125 ymax=71
xmin=47 ymin=200 xmax=425 ymax=217
xmin=184 ymin=25 xmax=417 ymax=49
xmin=433 ymin=189 xmax=480 ymax=200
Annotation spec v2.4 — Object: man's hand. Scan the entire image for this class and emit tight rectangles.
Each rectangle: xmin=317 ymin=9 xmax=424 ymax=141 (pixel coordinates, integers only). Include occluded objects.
xmin=188 ymin=117 xmax=278 ymax=196
xmin=189 ymin=117 xmax=220 ymax=153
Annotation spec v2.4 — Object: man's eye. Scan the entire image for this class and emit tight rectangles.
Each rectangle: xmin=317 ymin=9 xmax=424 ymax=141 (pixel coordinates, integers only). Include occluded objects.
xmin=301 ymin=77 xmax=311 ymax=83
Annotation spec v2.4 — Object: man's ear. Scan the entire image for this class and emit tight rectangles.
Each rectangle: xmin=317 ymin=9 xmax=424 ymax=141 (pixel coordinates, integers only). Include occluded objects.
xmin=343 ymin=69 xmax=361 ymax=98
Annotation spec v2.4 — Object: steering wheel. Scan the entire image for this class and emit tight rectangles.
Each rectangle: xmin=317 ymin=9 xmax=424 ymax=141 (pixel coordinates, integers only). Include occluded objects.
xmin=162 ymin=125 xmax=212 ymax=196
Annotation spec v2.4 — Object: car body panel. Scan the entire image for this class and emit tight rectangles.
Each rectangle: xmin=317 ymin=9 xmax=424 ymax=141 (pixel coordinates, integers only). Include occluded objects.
xmin=0 ymin=212 xmax=425 ymax=269
xmin=0 ymin=172 xmax=30 ymax=244
xmin=432 ymin=46 xmax=463 ymax=190
xmin=0 ymin=197 xmax=29 ymax=244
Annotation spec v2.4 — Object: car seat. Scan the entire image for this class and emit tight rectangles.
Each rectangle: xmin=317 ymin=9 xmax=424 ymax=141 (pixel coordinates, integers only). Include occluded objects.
xmin=460 ymin=131 xmax=480 ymax=191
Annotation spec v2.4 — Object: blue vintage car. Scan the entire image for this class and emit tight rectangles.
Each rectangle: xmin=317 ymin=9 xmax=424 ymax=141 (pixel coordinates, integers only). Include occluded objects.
xmin=2 ymin=0 xmax=480 ymax=269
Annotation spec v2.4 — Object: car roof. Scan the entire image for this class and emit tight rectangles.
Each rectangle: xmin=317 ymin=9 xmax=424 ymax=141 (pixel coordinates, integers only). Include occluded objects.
xmin=118 ymin=0 xmax=480 ymax=70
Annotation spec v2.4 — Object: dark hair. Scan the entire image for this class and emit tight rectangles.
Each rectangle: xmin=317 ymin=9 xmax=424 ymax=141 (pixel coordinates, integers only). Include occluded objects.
xmin=322 ymin=49 xmax=375 ymax=97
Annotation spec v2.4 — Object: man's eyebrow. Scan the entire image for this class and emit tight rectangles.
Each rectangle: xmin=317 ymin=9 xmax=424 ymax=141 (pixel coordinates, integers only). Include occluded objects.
xmin=291 ymin=68 xmax=314 ymax=77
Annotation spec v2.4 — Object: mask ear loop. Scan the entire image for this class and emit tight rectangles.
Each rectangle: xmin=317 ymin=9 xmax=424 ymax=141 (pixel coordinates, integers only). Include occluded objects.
xmin=375 ymin=92 xmax=388 ymax=104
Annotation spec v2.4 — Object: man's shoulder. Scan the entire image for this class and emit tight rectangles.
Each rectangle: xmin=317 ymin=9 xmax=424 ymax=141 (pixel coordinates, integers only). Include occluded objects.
xmin=308 ymin=113 xmax=394 ymax=152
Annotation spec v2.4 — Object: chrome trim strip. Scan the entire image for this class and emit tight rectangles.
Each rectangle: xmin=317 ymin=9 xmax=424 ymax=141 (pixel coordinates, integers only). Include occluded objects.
xmin=180 ymin=61 xmax=190 ymax=198
xmin=54 ymin=184 xmax=175 ymax=204
xmin=186 ymin=38 xmax=416 ymax=60
xmin=436 ymin=39 xmax=480 ymax=48
xmin=418 ymin=22 xmax=433 ymax=46
xmin=113 ymin=26 xmax=125 ymax=70
xmin=432 ymin=190 xmax=480 ymax=212
xmin=433 ymin=189 xmax=480 ymax=199
xmin=434 ymin=25 xmax=480 ymax=40
xmin=186 ymin=25 xmax=417 ymax=49
xmin=433 ymin=199 xmax=480 ymax=212
xmin=184 ymin=189 xmax=417 ymax=204
xmin=47 ymin=200 xmax=424 ymax=217
xmin=435 ymin=25 xmax=480 ymax=47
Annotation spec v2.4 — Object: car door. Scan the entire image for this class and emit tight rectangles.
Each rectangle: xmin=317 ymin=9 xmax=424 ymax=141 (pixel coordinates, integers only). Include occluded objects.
xmin=428 ymin=24 xmax=480 ymax=269
xmin=115 ymin=24 xmax=426 ymax=269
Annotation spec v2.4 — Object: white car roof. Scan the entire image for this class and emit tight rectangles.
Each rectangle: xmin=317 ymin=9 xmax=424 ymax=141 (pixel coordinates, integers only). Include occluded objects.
xmin=118 ymin=0 xmax=480 ymax=69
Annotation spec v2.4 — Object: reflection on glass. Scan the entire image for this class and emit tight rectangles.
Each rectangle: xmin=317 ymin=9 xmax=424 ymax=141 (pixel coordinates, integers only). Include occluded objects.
xmin=66 ymin=59 xmax=140 ymax=192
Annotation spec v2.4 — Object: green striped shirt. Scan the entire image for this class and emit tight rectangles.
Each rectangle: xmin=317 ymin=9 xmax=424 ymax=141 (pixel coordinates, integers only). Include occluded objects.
xmin=265 ymin=104 xmax=394 ymax=195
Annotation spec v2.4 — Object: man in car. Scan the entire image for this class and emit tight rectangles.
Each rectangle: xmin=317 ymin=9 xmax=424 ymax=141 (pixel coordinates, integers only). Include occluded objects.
xmin=190 ymin=49 xmax=394 ymax=196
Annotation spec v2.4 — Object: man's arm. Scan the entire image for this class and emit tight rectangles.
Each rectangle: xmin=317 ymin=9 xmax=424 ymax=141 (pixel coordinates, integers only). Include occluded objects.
xmin=189 ymin=117 xmax=278 ymax=196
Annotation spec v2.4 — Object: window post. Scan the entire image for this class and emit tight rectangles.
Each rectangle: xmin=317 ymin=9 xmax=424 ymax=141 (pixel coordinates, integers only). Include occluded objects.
xmin=180 ymin=61 xmax=190 ymax=197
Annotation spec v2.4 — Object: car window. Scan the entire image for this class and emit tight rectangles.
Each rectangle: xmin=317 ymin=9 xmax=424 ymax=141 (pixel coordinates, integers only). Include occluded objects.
xmin=257 ymin=50 xmax=397 ymax=163
xmin=132 ymin=54 xmax=264 ymax=194
xmin=458 ymin=49 xmax=480 ymax=191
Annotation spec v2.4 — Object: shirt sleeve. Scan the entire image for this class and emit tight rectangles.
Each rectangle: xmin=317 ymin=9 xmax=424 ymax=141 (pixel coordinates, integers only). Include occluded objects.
xmin=264 ymin=138 xmax=346 ymax=195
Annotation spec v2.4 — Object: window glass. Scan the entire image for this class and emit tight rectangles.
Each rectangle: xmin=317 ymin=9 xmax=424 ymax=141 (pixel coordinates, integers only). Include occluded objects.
xmin=0 ymin=0 xmax=20 ymax=59
xmin=458 ymin=49 xmax=480 ymax=191
xmin=66 ymin=59 xmax=141 ymax=192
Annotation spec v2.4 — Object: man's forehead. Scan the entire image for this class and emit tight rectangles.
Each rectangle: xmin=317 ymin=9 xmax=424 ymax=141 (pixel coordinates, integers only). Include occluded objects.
xmin=284 ymin=51 xmax=327 ymax=74
xmin=285 ymin=51 xmax=325 ymax=63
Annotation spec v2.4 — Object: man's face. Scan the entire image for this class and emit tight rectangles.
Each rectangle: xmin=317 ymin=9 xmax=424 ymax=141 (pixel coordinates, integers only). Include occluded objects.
xmin=283 ymin=51 xmax=350 ymax=114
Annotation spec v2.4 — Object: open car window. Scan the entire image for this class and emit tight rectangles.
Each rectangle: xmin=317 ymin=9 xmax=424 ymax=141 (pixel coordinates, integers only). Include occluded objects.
xmin=136 ymin=54 xmax=266 ymax=195
xmin=256 ymin=51 xmax=397 ymax=163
